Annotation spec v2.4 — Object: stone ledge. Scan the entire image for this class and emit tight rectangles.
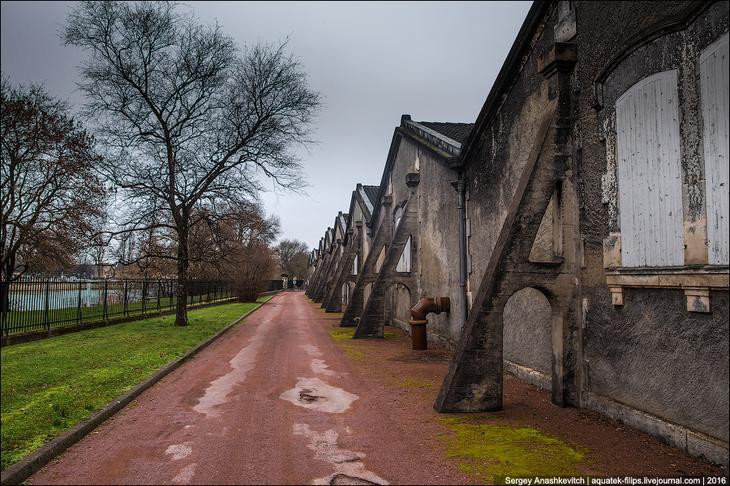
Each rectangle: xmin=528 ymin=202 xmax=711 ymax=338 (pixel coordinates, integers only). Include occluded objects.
xmin=504 ymin=360 xmax=551 ymax=391
xmin=605 ymin=268 xmax=729 ymax=313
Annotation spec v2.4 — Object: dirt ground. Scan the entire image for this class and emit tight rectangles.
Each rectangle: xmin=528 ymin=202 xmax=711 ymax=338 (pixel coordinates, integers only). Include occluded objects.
xmin=29 ymin=293 xmax=724 ymax=485
xmin=329 ymin=305 xmax=726 ymax=480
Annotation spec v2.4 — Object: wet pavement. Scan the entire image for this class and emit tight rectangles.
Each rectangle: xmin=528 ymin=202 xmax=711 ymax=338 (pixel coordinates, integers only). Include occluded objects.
xmin=29 ymin=292 xmax=466 ymax=485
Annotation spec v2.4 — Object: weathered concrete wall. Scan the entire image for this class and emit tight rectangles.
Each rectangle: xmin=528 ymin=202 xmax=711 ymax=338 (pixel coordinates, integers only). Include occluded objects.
xmin=503 ymin=287 xmax=552 ymax=376
xmin=373 ymin=136 xmax=464 ymax=348
xmin=449 ymin=0 xmax=728 ymax=462
xmin=388 ymin=139 xmax=417 ymax=221
xmin=583 ymin=287 xmax=729 ymax=442
xmin=461 ymin=4 xmax=558 ymax=372
xmin=385 ymin=283 xmax=411 ymax=327
xmin=462 ymin=5 xmax=556 ymax=322
xmin=413 ymin=142 xmax=463 ymax=347
xmin=574 ymin=0 xmax=730 ymax=450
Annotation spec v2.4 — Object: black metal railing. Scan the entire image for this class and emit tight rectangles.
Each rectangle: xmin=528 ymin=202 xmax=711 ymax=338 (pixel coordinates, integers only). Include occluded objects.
xmin=0 ymin=278 xmax=233 ymax=336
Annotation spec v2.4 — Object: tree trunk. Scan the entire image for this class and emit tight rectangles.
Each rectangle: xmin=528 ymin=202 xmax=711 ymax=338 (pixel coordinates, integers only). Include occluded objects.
xmin=175 ymin=227 xmax=189 ymax=326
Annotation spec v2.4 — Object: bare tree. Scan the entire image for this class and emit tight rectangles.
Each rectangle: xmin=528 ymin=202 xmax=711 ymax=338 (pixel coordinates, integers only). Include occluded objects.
xmin=275 ymin=239 xmax=309 ymax=280
xmin=0 ymin=79 xmax=106 ymax=312
xmin=188 ymin=201 xmax=280 ymax=281
xmin=233 ymin=242 xmax=276 ymax=302
xmin=64 ymin=2 xmax=320 ymax=325
xmin=225 ymin=203 xmax=280 ymax=301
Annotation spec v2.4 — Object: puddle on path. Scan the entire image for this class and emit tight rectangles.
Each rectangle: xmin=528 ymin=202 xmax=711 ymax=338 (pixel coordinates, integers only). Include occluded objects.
xmin=171 ymin=463 xmax=197 ymax=484
xmin=280 ymin=377 xmax=358 ymax=413
xmin=302 ymin=344 xmax=322 ymax=357
xmin=167 ymin=316 xmax=272 ymax=483
xmin=194 ymin=321 xmax=270 ymax=417
xmin=293 ymin=423 xmax=388 ymax=485
xmin=165 ymin=443 xmax=192 ymax=460
xmin=311 ymin=358 xmax=337 ymax=376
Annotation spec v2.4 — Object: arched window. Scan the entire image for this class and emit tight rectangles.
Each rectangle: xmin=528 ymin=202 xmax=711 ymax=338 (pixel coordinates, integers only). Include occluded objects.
xmin=393 ymin=206 xmax=404 ymax=231
xmin=341 ymin=282 xmax=350 ymax=306
xmin=700 ymin=34 xmax=729 ymax=265
xmin=396 ymin=236 xmax=412 ymax=272
xmin=616 ymin=70 xmax=684 ymax=267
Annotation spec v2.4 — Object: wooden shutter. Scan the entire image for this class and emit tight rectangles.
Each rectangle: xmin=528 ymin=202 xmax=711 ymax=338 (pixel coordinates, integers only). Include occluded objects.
xmin=616 ymin=70 xmax=684 ymax=267
xmin=701 ymin=34 xmax=729 ymax=265
xmin=396 ymin=236 xmax=411 ymax=272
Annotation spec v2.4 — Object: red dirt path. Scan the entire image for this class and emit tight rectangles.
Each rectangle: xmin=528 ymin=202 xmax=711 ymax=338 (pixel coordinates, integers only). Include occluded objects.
xmin=30 ymin=292 xmax=723 ymax=485
xmin=30 ymin=292 xmax=470 ymax=485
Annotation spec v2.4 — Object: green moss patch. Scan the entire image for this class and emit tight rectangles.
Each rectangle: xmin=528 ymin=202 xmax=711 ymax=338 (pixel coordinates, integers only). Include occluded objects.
xmin=398 ymin=376 xmax=435 ymax=389
xmin=439 ymin=417 xmax=585 ymax=483
xmin=327 ymin=326 xmax=366 ymax=361
xmin=383 ymin=330 xmax=399 ymax=340
xmin=329 ymin=326 xmax=356 ymax=340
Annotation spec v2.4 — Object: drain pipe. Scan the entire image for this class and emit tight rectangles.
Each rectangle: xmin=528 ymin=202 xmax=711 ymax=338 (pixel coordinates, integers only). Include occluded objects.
xmin=452 ymin=175 xmax=468 ymax=327
xmin=409 ymin=297 xmax=450 ymax=350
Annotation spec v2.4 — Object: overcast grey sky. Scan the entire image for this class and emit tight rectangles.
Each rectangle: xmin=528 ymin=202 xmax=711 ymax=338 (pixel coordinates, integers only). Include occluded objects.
xmin=1 ymin=1 xmax=530 ymax=249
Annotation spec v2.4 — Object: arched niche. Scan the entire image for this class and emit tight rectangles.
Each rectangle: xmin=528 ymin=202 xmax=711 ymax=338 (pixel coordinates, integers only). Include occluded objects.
xmin=503 ymin=287 xmax=553 ymax=379
xmin=384 ymin=282 xmax=411 ymax=328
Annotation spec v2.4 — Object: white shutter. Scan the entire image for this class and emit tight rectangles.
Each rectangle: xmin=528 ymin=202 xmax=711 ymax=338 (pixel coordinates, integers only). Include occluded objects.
xmin=616 ymin=70 xmax=684 ymax=267
xmin=341 ymin=283 xmax=349 ymax=306
xmin=393 ymin=207 xmax=403 ymax=231
xmin=701 ymin=34 xmax=730 ymax=265
xmin=396 ymin=236 xmax=411 ymax=272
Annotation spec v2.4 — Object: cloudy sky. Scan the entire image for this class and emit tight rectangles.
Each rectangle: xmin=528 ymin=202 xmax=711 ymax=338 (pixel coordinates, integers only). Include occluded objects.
xmin=1 ymin=1 xmax=530 ymax=249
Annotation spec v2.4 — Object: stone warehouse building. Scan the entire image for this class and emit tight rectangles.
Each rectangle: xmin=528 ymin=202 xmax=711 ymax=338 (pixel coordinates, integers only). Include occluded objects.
xmin=307 ymin=0 xmax=729 ymax=467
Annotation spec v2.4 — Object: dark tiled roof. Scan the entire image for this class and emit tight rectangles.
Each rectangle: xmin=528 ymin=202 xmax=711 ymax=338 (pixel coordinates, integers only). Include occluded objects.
xmin=418 ymin=122 xmax=474 ymax=144
xmin=362 ymin=185 xmax=380 ymax=204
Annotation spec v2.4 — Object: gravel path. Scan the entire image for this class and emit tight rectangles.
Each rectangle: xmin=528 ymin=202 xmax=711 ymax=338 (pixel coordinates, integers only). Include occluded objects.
xmin=29 ymin=292 xmax=468 ymax=485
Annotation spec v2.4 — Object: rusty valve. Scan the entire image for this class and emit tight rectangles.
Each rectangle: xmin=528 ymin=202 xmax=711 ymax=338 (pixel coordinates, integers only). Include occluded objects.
xmin=408 ymin=297 xmax=450 ymax=350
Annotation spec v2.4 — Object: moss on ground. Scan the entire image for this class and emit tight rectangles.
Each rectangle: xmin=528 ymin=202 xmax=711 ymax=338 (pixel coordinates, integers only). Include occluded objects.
xmin=383 ymin=330 xmax=399 ymax=340
xmin=1 ymin=298 xmax=270 ymax=471
xmin=327 ymin=326 xmax=399 ymax=362
xmin=329 ymin=326 xmax=356 ymax=340
xmin=398 ymin=376 xmax=435 ymax=389
xmin=327 ymin=326 xmax=366 ymax=361
xmin=439 ymin=416 xmax=585 ymax=483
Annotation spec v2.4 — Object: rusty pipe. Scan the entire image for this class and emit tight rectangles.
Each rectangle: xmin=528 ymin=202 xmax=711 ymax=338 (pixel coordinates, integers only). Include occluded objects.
xmin=410 ymin=297 xmax=451 ymax=321
xmin=409 ymin=297 xmax=450 ymax=350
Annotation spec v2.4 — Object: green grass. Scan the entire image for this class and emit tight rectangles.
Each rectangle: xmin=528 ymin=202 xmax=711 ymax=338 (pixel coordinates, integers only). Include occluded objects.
xmin=328 ymin=326 xmax=399 ymax=341
xmin=398 ymin=376 xmax=435 ymax=389
xmin=327 ymin=325 xmax=399 ymax=362
xmin=439 ymin=416 xmax=586 ymax=483
xmin=329 ymin=326 xmax=357 ymax=340
xmin=0 ymin=297 xmax=270 ymax=470
xmin=328 ymin=326 xmax=365 ymax=361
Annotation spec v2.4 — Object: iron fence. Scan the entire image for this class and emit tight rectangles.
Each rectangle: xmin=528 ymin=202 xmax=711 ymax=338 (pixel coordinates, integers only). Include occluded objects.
xmin=0 ymin=278 xmax=233 ymax=336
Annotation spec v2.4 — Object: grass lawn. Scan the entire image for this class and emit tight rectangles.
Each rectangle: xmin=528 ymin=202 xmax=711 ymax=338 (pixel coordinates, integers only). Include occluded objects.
xmin=0 ymin=296 xmax=273 ymax=470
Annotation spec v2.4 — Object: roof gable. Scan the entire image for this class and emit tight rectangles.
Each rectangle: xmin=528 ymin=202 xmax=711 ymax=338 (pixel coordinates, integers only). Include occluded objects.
xmin=362 ymin=185 xmax=380 ymax=207
xmin=417 ymin=122 xmax=474 ymax=144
